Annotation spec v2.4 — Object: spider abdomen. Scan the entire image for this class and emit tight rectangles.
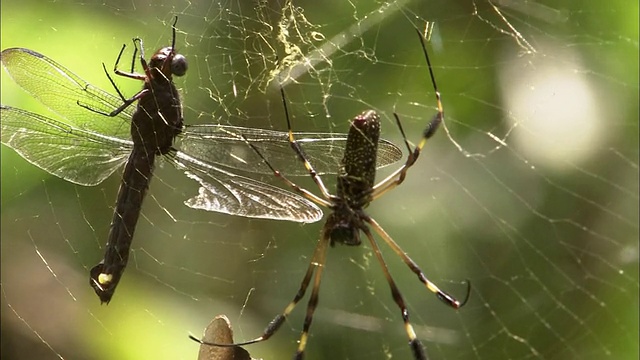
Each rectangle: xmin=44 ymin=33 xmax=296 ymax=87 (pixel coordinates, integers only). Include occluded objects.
xmin=336 ymin=110 xmax=380 ymax=208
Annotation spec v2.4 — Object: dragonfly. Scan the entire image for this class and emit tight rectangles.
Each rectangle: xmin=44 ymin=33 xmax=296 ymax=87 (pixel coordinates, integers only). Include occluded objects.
xmin=0 ymin=18 xmax=402 ymax=304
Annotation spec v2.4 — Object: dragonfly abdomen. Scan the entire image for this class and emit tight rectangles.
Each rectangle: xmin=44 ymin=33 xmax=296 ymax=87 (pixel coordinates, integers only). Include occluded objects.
xmin=132 ymin=79 xmax=183 ymax=155
xmin=90 ymin=147 xmax=156 ymax=303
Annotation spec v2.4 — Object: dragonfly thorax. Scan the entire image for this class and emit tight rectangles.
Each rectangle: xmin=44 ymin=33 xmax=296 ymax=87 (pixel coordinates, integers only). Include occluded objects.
xmin=148 ymin=46 xmax=187 ymax=79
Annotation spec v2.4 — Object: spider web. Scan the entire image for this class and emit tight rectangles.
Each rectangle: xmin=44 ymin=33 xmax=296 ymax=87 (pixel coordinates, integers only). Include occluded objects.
xmin=1 ymin=1 xmax=637 ymax=359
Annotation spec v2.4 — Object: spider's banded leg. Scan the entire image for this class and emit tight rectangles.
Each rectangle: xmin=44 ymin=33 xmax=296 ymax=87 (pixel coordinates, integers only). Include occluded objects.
xmin=241 ymin=135 xmax=332 ymax=207
xmin=371 ymin=29 xmax=443 ymax=200
xmin=361 ymin=226 xmax=427 ymax=360
xmin=392 ymin=110 xmax=415 ymax=155
xmin=294 ymin=232 xmax=330 ymax=360
xmin=189 ymin=234 xmax=332 ymax=348
xmin=279 ymin=87 xmax=333 ymax=200
xmin=370 ymin=110 xmax=441 ymax=200
xmin=366 ymin=217 xmax=470 ymax=308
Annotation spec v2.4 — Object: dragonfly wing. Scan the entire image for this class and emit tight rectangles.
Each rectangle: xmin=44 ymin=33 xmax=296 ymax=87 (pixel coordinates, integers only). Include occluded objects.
xmin=1 ymin=48 xmax=132 ymax=139
xmin=178 ymin=125 xmax=403 ymax=176
xmin=375 ymin=138 xmax=404 ymax=167
xmin=171 ymin=151 xmax=323 ymax=223
xmin=294 ymin=132 xmax=403 ymax=170
xmin=1 ymin=106 xmax=131 ymax=186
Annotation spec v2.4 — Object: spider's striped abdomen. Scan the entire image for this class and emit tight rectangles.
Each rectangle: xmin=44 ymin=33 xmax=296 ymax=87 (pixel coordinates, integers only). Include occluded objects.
xmin=336 ymin=110 xmax=380 ymax=208
xmin=329 ymin=110 xmax=381 ymax=247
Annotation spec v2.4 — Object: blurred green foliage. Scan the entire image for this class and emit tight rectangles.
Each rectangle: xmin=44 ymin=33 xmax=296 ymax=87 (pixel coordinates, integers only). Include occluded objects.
xmin=1 ymin=1 xmax=637 ymax=360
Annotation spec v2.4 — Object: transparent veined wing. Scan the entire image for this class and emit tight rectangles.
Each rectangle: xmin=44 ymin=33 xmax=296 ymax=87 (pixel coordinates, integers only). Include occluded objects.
xmin=179 ymin=125 xmax=403 ymax=176
xmin=1 ymin=47 xmax=132 ymax=139
xmin=0 ymin=105 xmax=131 ymax=186
xmin=171 ymin=151 xmax=322 ymax=223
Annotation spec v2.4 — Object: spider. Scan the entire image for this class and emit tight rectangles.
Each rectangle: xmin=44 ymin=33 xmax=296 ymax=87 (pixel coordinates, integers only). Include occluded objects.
xmin=191 ymin=28 xmax=471 ymax=360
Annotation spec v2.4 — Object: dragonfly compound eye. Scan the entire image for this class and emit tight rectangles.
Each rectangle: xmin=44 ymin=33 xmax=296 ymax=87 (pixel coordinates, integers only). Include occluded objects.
xmin=171 ymin=53 xmax=187 ymax=76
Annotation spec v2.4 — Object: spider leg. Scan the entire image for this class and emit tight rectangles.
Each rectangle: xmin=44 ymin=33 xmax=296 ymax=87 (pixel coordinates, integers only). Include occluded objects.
xmin=240 ymin=134 xmax=332 ymax=208
xmin=294 ymin=231 xmax=330 ymax=359
xmin=366 ymin=217 xmax=470 ymax=309
xmin=361 ymin=225 xmax=427 ymax=360
xmin=235 ymin=85 xmax=335 ymax=207
xmin=190 ymin=231 xmax=332 ymax=351
xmin=279 ymin=86 xmax=333 ymax=200
xmin=370 ymin=111 xmax=441 ymax=200
xmin=371 ymin=28 xmax=443 ymax=200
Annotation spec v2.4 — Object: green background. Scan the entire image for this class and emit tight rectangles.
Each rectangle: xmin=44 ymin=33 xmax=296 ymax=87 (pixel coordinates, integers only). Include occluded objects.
xmin=1 ymin=1 xmax=638 ymax=359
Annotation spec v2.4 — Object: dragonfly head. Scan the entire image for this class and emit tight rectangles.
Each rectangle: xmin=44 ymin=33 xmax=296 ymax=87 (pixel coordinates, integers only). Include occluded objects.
xmin=149 ymin=46 xmax=188 ymax=79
